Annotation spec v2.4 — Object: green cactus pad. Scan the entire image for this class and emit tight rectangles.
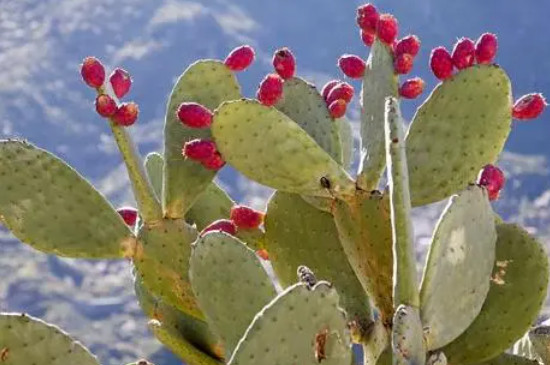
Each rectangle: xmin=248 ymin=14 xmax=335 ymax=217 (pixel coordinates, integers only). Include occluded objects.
xmin=441 ymin=223 xmax=549 ymax=364
xmin=185 ymin=183 xmax=234 ymax=231
xmin=149 ymin=320 xmax=222 ymax=365
xmin=134 ymin=218 xmax=203 ymax=320
xmin=189 ymin=232 xmax=276 ymax=356
xmin=358 ymin=39 xmax=398 ymax=190
xmin=420 ymin=185 xmax=497 ymax=350
xmin=392 ymin=305 xmax=426 ymax=365
xmin=480 ymin=354 xmax=539 ymax=365
xmin=264 ymin=191 xmax=372 ymax=339
xmin=338 ymin=118 xmax=354 ymax=171
xmin=332 ymin=190 xmax=393 ymax=323
xmin=211 ymin=99 xmax=356 ymax=200
xmin=145 ymin=152 xmax=164 ymax=200
xmin=228 ymin=282 xmax=352 ymax=365
xmin=134 ymin=278 xmax=224 ymax=360
xmin=528 ymin=326 xmax=550 ymax=364
xmin=275 ymin=77 xmax=342 ymax=163
xmin=406 ymin=65 xmax=512 ymax=206
xmin=0 ymin=313 xmax=99 ymax=365
xmin=0 ymin=140 xmax=133 ymax=259
xmin=163 ymin=60 xmax=240 ymax=218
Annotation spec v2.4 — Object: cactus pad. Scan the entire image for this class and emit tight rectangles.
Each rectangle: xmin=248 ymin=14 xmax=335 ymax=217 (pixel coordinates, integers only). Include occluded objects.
xmin=211 ymin=99 xmax=356 ymax=199
xmin=275 ymin=77 xmax=342 ymax=163
xmin=189 ymin=232 xmax=276 ymax=355
xmin=0 ymin=313 xmax=99 ymax=365
xmin=338 ymin=118 xmax=354 ymax=170
xmin=406 ymin=65 xmax=512 ymax=206
xmin=441 ymin=223 xmax=549 ymax=364
xmin=0 ymin=140 xmax=133 ymax=258
xmin=134 ymin=218 xmax=203 ymax=319
xmin=392 ymin=305 xmax=426 ymax=365
xmin=420 ymin=185 xmax=497 ymax=350
xmin=164 ymin=60 xmax=240 ymax=218
xmin=265 ymin=191 xmax=372 ymax=338
xmin=228 ymin=282 xmax=352 ymax=365
xmin=185 ymin=183 xmax=234 ymax=231
xmin=480 ymin=354 xmax=539 ymax=365
xmin=145 ymin=152 xmax=164 ymax=200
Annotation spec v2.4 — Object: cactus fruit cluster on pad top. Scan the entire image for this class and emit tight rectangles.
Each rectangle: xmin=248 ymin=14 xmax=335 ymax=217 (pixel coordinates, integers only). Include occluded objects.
xmin=1 ymin=3 xmax=549 ymax=365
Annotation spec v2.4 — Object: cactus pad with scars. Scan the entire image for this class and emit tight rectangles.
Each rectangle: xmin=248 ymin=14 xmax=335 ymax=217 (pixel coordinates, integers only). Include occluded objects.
xmin=332 ymin=191 xmax=393 ymax=323
xmin=358 ymin=39 xmax=398 ymax=190
xmin=275 ymin=77 xmax=342 ymax=163
xmin=420 ymin=185 xmax=497 ymax=350
xmin=134 ymin=218 xmax=203 ymax=320
xmin=164 ymin=60 xmax=240 ymax=218
xmin=0 ymin=313 xmax=99 ymax=365
xmin=0 ymin=140 xmax=132 ymax=259
xmin=264 ymin=191 xmax=372 ymax=338
xmin=189 ymin=232 xmax=277 ymax=356
xmin=228 ymin=282 xmax=352 ymax=365
xmin=406 ymin=65 xmax=512 ymax=206
xmin=211 ymin=99 xmax=356 ymax=199
xmin=528 ymin=325 xmax=550 ymax=364
xmin=145 ymin=152 xmax=164 ymax=200
xmin=392 ymin=305 xmax=426 ymax=365
xmin=441 ymin=223 xmax=549 ymax=364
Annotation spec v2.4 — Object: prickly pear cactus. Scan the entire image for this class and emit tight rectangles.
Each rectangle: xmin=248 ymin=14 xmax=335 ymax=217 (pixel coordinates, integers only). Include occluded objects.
xmin=1 ymin=3 xmax=549 ymax=365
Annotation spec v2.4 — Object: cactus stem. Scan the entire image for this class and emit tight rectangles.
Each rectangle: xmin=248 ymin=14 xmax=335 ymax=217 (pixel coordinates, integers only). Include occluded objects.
xmin=384 ymin=96 xmax=419 ymax=308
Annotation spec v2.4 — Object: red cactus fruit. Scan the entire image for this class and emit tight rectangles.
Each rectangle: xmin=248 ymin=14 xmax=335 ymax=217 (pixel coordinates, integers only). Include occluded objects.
xmin=356 ymin=3 xmax=379 ymax=33
xmin=321 ymin=80 xmax=340 ymax=101
xmin=112 ymin=102 xmax=139 ymax=126
xmin=377 ymin=14 xmax=398 ymax=45
xmin=177 ymin=102 xmax=213 ymax=128
xmin=512 ymin=93 xmax=547 ymax=120
xmin=256 ymin=249 xmax=270 ymax=261
xmin=117 ymin=207 xmax=138 ymax=226
xmin=477 ymin=164 xmax=505 ymax=201
xmin=109 ymin=68 xmax=132 ymax=99
xmin=451 ymin=38 xmax=476 ymax=70
xmin=360 ymin=29 xmax=376 ymax=47
xmin=230 ymin=205 xmax=265 ymax=229
xmin=224 ymin=45 xmax=255 ymax=72
xmin=273 ymin=47 xmax=296 ymax=80
xmin=326 ymin=82 xmax=354 ymax=104
xmin=257 ymin=74 xmax=284 ymax=106
xmin=201 ymin=152 xmax=226 ymax=171
xmin=338 ymin=54 xmax=366 ymax=79
xmin=328 ymin=99 xmax=347 ymax=119
xmin=394 ymin=53 xmax=414 ymax=74
xmin=399 ymin=78 xmax=425 ymax=99
xmin=475 ymin=33 xmax=498 ymax=65
xmin=430 ymin=47 xmax=454 ymax=80
xmin=95 ymin=94 xmax=117 ymax=117
xmin=395 ymin=35 xmax=421 ymax=57
xmin=182 ymin=139 xmax=217 ymax=161
xmin=81 ymin=57 xmax=105 ymax=89
xmin=200 ymin=219 xmax=237 ymax=237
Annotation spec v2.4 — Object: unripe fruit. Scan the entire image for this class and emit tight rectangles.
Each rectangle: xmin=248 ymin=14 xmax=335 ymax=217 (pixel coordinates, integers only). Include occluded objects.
xmin=399 ymin=78 xmax=425 ymax=99
xmin=177 ymin=102 xmax=213 ymax=128
xmin=200 ymin=219 xmax=237 ymax=237
xmin=475 ymin=33 xmax=498 ymax=65
xmin=338 ymin=54 xmax=366 ymax=79
xmin=224 ymin=45 xmax=255 ymax=71
xmin=377 ymin=14 xmax=398 ymax=45
xmin=81 ymin=57 xmax=105 ymax=89
xmin=95 ymin=94 xmax=117 ymax=117
xmin=394 ymin=53 xmax=414 ymax=74
xmin=477 ymin=164 xmax=505 ymax=201
xmin=109 ymin=68 xmax=132 ymax=99
xmin=272 ymin=47 xmax=296 ymax=80
xmin=230 ymin=205 xmax=265 ymax=229
xmin=257 ymin=74 xmax=284 ymax=106
xmin=430 ymin=47 xmax=454 ymax=80
xmin=328 ymin=99 xmax=347 ymax=119
xmin=112 ymin=102 xmax=139 ymax=126
xmin=326 ymin=82 xmax=354 ymax=104
xmin=512 ymin=93 xmax=547 ymax=120
xmin=117 ymin=207 xmax=138 ymax=226
xmin=395 ymin=35 xmax=421 ymax=57
xmin=182 ymin=139 xmax=216 ymax=161
xmin=356 ymin=3 xmax=379 ymax=33
xmin=451 ymin=38 xmax=476 ymax=70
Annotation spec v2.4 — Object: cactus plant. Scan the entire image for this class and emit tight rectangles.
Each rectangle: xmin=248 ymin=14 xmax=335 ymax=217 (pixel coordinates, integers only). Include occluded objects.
xmin=1 ymin=3 xmax=549 ymax=365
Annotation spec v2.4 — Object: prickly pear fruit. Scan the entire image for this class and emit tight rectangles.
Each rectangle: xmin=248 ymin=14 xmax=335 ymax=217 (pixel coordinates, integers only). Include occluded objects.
xmin=112 ymin=102 xmax=139 ymax=126
xmin=430 ymin=47 xmax=454 ymax=80
xmin=338 ymin=54 xmax=366 ymax=79
xmin=81 ymin=56 xmax=105 ymax=88
xmin=95 ymin=94 xmax=117 ymax=117
xmin=200 ymin=219 xmax=237 ymax=236
xmin=475 ymin=33 xmax=498 ymax=64
xmin=177 ymin=102 xmax=213 ymax=128
xmin=394 ymin=53 xmax=414 ymax=74
xmin=356 ymin=3 xmax=379 ymax=33
xmin=224 ymin=45 xmax=255 ymax=72
xmin=182 ymin=139 xmax=216 ymax=162
xmin=257 ymin=74 xmax=284 ymax=106
xmin=512 ymin=93 xmax=547 ymax=120
xmin=361 ymin=29 xmax=375 ymax=47
xmin=395 ymin=35 xmax=421 ymax=57
xmin=273 ymin=47 xmax=296 ymax=80
xmin=477 ymin=164 xmax=505 ymax=201
xmin=230 ymin=205 xmax=265 ymax=229
xmin=117 ymin=207 xmax=138 ymax=226
xmin=256 ymin=249 xmax=269 ymax=260
xmin=326 ymin=82 xmax=354 ymax=104
xmin=451 ymin=38 xmax=476 ymax=70
xmin=328 ymin=99 xmax=348 ymax=119
xmin=109 ymin=68 xmax=132 ymax=98
xmin=321 ymin=80 xmax=340 ymax=101
xmin=399 ymin=78 xmax=425 ymax=99
xmin=377 ymin=13 xmax=398 ymax=45
xmin=201 ymin=152 xmax=225 ymax=171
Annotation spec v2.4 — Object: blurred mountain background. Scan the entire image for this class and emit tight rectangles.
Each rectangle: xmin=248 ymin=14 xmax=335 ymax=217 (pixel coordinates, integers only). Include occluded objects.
xmin=0 ymin=0 xmax=549 ymax=364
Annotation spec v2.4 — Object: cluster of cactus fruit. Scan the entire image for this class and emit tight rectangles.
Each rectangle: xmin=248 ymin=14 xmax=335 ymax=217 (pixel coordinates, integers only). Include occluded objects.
xmin=1 ymin=3 xmax=550 ymax=365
